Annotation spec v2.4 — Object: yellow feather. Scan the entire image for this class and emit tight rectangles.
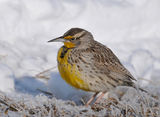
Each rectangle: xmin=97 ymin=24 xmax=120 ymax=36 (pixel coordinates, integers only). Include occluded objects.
xmin=57 ymin=47 xmax=89 ymax=91
xmin=64 ymin=42 xmax=75 ymax=48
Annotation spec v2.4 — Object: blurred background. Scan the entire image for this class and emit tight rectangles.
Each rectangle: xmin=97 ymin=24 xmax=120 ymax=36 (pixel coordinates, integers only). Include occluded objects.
xmin=0 ymin=0 xmax=160 ymax=100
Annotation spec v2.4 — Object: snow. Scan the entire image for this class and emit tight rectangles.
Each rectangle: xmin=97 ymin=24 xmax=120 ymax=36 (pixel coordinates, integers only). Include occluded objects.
xmin=0 ymin=0 xmax=160 ymax=116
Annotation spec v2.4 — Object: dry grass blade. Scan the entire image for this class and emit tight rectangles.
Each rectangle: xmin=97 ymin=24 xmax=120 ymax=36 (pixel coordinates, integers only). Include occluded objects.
xmin=35 ymin=66 xmax=57 ymax=80
xmin=0 ymin=92 xmax=23 ymax=112
xmin=138 ymin=77 xmax=160 ymax=86
xmin=37 ymin=88 xmax=53 ymax=97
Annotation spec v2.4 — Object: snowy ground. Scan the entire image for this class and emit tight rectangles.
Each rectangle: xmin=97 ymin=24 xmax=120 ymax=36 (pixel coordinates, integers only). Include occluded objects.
xmin=0 ymin=0 xmax=160 ymax=116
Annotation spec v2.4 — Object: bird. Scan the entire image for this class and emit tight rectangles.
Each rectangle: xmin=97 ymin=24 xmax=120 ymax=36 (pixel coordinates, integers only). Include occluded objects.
xmin=48 ymin=28 xmax=142 ymax=106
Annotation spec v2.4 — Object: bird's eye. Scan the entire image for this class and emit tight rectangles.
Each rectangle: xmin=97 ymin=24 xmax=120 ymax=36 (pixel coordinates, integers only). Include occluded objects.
xmin=71 ymin=38 xmax=75 ymax=40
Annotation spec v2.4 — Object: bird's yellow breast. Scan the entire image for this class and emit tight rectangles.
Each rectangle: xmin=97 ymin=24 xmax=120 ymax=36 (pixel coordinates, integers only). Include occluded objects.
xmin=57 ymin=47 xmax=89 ymax=91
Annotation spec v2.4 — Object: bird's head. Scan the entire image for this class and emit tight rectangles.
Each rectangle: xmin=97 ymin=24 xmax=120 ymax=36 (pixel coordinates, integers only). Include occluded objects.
xmin=48 ymin=28 xmax=94 ymax=48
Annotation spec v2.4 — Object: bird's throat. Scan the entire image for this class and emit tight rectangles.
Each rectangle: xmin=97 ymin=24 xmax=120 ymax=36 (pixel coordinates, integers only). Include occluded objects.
xmin=64 ymin=42 xmax=75 ymax=48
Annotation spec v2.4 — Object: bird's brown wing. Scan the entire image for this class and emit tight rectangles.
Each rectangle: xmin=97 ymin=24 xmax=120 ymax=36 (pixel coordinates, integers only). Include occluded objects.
xmin=85 ymin=41 xmax=136 ymax=86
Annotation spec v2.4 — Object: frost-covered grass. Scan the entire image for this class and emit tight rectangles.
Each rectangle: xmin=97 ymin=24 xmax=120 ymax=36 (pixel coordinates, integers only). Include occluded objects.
xmin=0 ymin=87 xmax=160 ymax=117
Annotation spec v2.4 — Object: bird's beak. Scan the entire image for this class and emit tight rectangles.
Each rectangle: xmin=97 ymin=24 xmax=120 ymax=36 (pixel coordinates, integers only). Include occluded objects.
xmin=48 ymin=36 xmax=76 ymax=48
xmin=48 ymin=36 xmax=66 ymax=43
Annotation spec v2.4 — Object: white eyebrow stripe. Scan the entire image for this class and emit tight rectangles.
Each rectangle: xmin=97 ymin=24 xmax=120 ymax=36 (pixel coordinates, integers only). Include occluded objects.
xmin=74 ymin=31 xmax=85 ymax=38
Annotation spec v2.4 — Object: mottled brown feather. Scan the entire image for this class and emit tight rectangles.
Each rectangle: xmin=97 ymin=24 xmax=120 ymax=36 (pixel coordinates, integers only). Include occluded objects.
xmin=91 ymin=41 xmax=136 ymax=84
xmin=69 ymin=40 xmax=136 ymax=90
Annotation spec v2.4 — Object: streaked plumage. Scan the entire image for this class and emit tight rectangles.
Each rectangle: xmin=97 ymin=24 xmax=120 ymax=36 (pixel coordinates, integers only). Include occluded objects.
xmin=48 ymin=28 xmax=137 ymax=105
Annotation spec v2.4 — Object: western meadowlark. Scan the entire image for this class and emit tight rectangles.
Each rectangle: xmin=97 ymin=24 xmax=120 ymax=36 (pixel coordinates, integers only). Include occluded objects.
xmin=48 ymin=28 xmax=138 ymax=106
